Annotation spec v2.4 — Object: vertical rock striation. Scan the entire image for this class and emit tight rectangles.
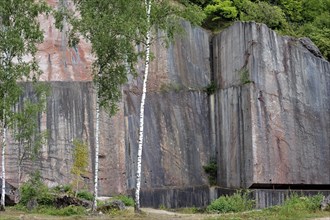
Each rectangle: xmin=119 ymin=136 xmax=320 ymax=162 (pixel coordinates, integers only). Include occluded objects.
xmin=213 ymin=22 xmax=330 ymax=188
xmin=1 ymin=19 xmax=329 ymax=208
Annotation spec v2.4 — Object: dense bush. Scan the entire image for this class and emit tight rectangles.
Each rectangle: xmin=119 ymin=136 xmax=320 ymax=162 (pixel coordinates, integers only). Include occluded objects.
xmin=113 ymin=195 xmax=135 ymax=207
xmin=52 ymin=184 xmax=74 ymax=195
xmin=278 ymin=193 xmax=324 ymax=214
xmin=207 ymin=190 xmax=254 ymax=213
xmin=20 ymin=171 xmax=54 ymax=207
xmin=77 ymin=190 xmax=94 ymax=201
xmin=203 ymin=159 xmax=217 ymax=185
xmin=186 ymin=0 xmax=330 ymax=61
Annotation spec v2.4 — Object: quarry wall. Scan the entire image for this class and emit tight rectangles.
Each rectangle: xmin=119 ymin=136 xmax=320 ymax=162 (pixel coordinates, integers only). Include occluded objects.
xmin=1 ymin=17 xmax=329 ymax=208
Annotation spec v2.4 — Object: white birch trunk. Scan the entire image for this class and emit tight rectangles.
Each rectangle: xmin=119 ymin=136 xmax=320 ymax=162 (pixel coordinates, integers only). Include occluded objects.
xmin=92 ymin=85 xmax=100 ymax=212
xmin=135 ymin=0 xmax=152 ymax=213
xmin=1 ymin=110 xmax=6 ymax=209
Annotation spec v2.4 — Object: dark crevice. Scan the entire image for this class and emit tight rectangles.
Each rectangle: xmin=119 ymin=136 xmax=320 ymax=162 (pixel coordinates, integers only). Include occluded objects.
xmin=250 ymin=184 xmax=330 ymax=190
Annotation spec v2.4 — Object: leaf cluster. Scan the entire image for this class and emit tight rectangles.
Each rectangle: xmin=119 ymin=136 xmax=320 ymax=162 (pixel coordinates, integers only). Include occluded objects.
xmin=112 ymin=195 xmax=135 ymax=207
xmin=71 ymin=139 xmax=89 ymax=193
xmin=203 ymin=159 xmax=217 ymax=185
xmin=207 ymin=190 xmax=254 ymax=213
xmin=71 ymin=139 xmax=88 ymax=176
xmin=20 ymin=171 xmax=55 ymax=207
xmin=193 ymin=0 xmax=330 ymax=60
xmin=13 ymin=83 xmax=49 ymax=162
xmin=58 ymin=0 xmax=205 ymax=115
xmin=0 ymin=0 xmax=50 ymax=142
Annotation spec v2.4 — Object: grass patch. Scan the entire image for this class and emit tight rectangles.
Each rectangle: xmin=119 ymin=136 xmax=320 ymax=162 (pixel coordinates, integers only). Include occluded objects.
xmin=13 ymin=204 xmax=86 ymax=216
xmin=174 ymin=207 xmax=204 ymax=214
xmin=19 ymin=171 xmax=55 ymax=207
xmin=112 ymin=195 xmax=134 ymax=207
xmin=207 ymin=193 xmax=330 ymax=220
xmin=36 ymin=206 xmax=86 ymax=216
xmin=207 ymin=190 xmax=254 ymax=213
xmin=77 ymin=190 xmax=94 ymax=201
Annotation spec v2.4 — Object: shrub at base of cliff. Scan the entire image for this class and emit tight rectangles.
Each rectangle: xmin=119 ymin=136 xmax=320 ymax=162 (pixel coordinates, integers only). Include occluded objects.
xmin=97 ymin=200 xmax=126 ymax=214
xmin=77 ymin=190 xmax=94 ymax=201
xmin=112 ymin=195 xmax=134 ymax=207
xmin=276 ymin=194 xmax=324 ymax=216
xmin=207 ymin=190 xmax=254 ymax=213
xmin=19 ymin=171 xmax=55 ymax=209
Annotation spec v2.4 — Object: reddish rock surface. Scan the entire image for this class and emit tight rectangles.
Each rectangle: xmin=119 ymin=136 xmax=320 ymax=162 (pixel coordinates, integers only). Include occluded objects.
xmin=37 ymin=0 xmax=93 ymax=81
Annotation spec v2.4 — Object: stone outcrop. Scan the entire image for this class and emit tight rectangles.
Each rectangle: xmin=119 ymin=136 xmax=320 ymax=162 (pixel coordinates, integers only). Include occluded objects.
xmin=213 ymin=22 xmax=330 ymax=189
xmin=0 ymin=178 xmax=18 ymax=205
xmin=37 ymin=0 xmax=93 ymax=81
xmin=3 ymin=20 xmax=212 ymax=204
xmin=1 ymin=11 xmax=329 ymax=208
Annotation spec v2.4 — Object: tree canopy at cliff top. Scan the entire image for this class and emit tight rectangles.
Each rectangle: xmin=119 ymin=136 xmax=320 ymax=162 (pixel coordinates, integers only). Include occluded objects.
xmin=184 ymin=0 xmax=330 ymax=61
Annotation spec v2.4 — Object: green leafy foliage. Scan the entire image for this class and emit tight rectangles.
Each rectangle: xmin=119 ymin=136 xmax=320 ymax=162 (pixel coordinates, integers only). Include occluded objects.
xmin=113 ymin=195 xmax=135 ymax=207
xmin=0 ymin=0 xmax=50 ymax=117
xmin=13 ymin=83 xmax=49 ymax=165
xmin=203 ymin=159 xmax=217 ymax=185
xmin=205 ymin=194 xmax=329 ymax=219
xmin=239 ymin=67 xmax=252 ymax=85
xmin=38 ymin=206 xmax=87 ymax=216
xmin=279 ymin=193 xmax=324 ymax=214
xmin=53 ymin=184 xmax=73 ymax=195
xmin=71 ymin=139 xmax=89 ymax=196
xmin=62 ymin=0 xmax=205 ymax=115
xmin=61 ymin=0 xmax=147 ymax=114
xmin=238 ymin=1 xmax=289 ymax=31
xmin=77 ymin=190 xmax=94 ymax=201
xmin=207 ymin=190 xmax=254 ymax=213
xmin=31 ymin=206 xmax=86 ymax=216
xmin=19 ymin=171 xmax=54 ymax=207
xmin=193 ymin=0 xmax=330 ymax=60
xmin=204 ymin=81 xmax=217 ymax=95
xmin=205 ymin=0 xmax=238 ymax=20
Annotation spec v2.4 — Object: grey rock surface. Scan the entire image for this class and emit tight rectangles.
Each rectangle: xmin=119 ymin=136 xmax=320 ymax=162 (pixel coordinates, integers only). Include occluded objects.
xmin=1 ymin=21 xmax=329 ymax=208
xmin=3 ymin=21 xmax=212 ymax=199
xmin=213 ymin=22 xmax=330 ymax=188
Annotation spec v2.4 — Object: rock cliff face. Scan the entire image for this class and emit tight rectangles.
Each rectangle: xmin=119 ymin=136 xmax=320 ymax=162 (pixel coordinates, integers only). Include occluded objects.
xmin=213 ymin=22 xmax=330 ymax=188
xmin=4 ymin=20 xmax=213 ymax=206
xmin=1 ymin=16 xmax=330 ymax=208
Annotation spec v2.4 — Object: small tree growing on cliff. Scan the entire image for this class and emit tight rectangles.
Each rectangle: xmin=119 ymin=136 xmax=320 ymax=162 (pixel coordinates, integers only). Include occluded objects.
xmin=64 ymin=0 xmax=205 ymax=212
xmin=13 ymin=84 xmax=49 ymax=188
xmin=63 ymin=0 xmax=148 ymax=211
xmin=0 ymin=0 xmax=49 ymax=210
xmin=71 ymin=139 xmax=89 ymax=197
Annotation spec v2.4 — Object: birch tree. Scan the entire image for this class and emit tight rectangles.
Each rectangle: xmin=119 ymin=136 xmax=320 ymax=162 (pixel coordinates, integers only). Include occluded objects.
xmin=14 ymin=84 xmax=48 ymax=188
xmin=71 ymin=139 xmax=89 ymax=197
xmin=93 ymin=82 xmax=99 ymax=211
xmin=64 ymin=0 xmax=148 ymax=212
xmin=134 ymin=0 xmax=205 ymax=212
xmin=0 ymin=0 xmax=49 ymax=211
xmin=67 ymin=0 xmax=205 ymax=213
xmin=134 ymin=0 xmax=152 ymax=213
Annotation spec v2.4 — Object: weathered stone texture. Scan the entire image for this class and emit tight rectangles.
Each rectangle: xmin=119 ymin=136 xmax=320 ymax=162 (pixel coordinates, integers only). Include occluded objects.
xmin=37 ymin=0 xmax=93 ymax=81
xmin=3 ymin=21 xmax=212 ymax=199
xmin=1 ymin=18 xmax=329 ymax=208
xmin=124 ymin=91 xmax=211 ymax=189
xmin=214 ymin=22 xmax=330 ymax=188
